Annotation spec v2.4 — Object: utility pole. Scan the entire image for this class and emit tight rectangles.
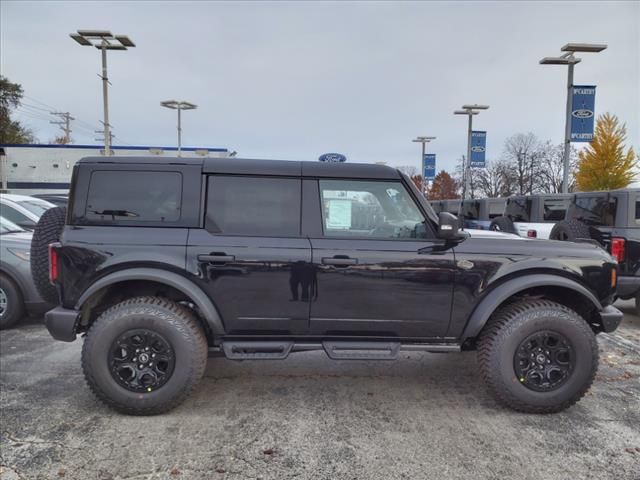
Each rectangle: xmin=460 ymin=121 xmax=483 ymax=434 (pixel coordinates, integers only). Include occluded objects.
xmin=540 ymin=43 xmax=607 ymax=193
xmin=50 ymin=112 xmax=74 ymax=144
xmin=160 ymin=100 xmax=198 ymax=156
xmin=70 ymin=30 xmax=136 ymax=155
xmin=454 ymin=104 xmax=489 ymax=199
xmin=412 ymin=136 xmax=436 ymax=196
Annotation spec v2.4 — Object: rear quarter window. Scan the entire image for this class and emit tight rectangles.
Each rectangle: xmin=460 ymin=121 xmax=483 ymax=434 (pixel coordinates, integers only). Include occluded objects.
xmin=85 ymin=171 xmax=182 ymax=223
xmin=543 ymin=198 xmax=569 ymax=221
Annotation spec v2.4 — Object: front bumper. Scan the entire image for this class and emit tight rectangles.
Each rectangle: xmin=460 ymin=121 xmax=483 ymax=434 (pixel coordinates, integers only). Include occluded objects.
xmin=599 ymin=305 xmax=623 ymax=333
xmin=44 ymin=307 xmax=80 ymax=342
xmin=616 ymin=276 xmax=640 ymax=298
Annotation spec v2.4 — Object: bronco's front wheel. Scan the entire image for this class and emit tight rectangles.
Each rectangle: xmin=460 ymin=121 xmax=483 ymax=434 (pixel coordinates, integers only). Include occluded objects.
xmin=82 ymin=297 xmax=208 ymax=415
xmin=477 ymin=299 xmax=598 ymax=413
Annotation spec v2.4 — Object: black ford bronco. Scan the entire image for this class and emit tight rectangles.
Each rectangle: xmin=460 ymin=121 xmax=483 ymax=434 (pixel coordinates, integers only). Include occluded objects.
xmin=32 ymin=156 xmax=622 ymax=415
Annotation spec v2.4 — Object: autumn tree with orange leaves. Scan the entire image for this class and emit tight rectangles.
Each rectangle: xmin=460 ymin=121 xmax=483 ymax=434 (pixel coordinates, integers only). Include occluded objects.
xmin=426 ymin=170 xmax=460 ymax=200
xmin=575 ymin=113 xmax=638 ymax=191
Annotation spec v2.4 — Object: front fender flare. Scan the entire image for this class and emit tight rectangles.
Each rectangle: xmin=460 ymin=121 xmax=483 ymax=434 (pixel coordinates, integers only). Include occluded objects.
xmin=75 ymin=267 xmax=225 ymax=335
xmin=460 ymin=274 xmax=602 ymax=341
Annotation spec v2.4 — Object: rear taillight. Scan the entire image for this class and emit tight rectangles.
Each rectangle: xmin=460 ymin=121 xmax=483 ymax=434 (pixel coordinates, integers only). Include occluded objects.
xmin=49 ymin=244 xmax=58 ymax=283
xmin=611 ymin=237 xmax=626 ymax=263
xmin=527 ymin=230 xmax=537 ymax=238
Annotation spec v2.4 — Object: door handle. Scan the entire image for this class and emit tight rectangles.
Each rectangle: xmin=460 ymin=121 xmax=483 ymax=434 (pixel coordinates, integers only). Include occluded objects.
xmin=198 ymin=254 xmax=235 ymax=263
xmin=322 ymin=256 xmax=357 ymax=266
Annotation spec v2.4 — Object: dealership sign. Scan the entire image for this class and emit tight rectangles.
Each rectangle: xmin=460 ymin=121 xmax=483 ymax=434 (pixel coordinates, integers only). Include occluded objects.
xmin=570 ymin=85 xmax=596 ymax=142
xmin=423 ymin=154 xmax=436 ymax=180
xmin=470 ymin=131 xmax=486 ymax=168
xmin=318 ymin=153 xmax=347 ymax=163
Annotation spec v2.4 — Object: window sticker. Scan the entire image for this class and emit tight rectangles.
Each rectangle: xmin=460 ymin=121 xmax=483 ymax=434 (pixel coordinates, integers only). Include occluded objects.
xmin=327 ymin=199 xmax=352 ymax=229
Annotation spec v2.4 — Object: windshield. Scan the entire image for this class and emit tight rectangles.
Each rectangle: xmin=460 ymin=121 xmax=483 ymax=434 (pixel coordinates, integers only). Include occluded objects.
xmin=17 ymin=199 xmax=54 ymax=218
xmin=0 ymin=216 xmax=26 ymax=234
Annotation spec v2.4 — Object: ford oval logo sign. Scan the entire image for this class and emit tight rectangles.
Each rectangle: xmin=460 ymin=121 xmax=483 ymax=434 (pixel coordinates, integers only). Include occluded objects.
xmin=471 ymin=146 xmax=485 ymax=153
xmin=572 ymin=109 xmax=594 ymax=119
xmin=319 ymin=153 xmax=347 ymax=163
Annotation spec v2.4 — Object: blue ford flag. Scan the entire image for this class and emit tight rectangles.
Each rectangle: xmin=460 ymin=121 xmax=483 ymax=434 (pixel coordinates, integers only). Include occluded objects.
xmin=423 ymin=154 xmax=436 ymax=180
xmin=571 ymin=85 xmax=596 ymax=142
xmin=470 ymin=131 xmax=486 ymax=167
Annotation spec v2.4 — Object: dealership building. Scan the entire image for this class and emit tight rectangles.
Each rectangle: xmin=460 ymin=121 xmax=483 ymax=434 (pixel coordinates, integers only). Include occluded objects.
xmin=0 ymin=143 xmax=231 ymax=195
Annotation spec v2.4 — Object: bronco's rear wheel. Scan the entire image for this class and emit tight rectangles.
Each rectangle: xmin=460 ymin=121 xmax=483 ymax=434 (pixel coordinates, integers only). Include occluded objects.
xmin=549 ymin=219 xmax=591 ymax=243
xmin=477 ymin=299 xmax=598 ymax=413
xmin=82 ymin=296 xmax=208 ymax=415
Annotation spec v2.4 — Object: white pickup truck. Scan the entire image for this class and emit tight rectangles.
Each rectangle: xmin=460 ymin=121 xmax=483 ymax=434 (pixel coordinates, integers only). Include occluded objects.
xmin=489 ymin=194 xmax=571 ymax=239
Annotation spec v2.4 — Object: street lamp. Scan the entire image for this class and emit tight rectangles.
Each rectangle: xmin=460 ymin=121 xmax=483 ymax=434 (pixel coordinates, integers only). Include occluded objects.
xmin=160 ymin=101 xmax=198 ymax=156
xmin=70 ymin=30 xmax=135 ymax=155
xmin=454 ymin=104 xmax=489 ymax=199
xmin=412 ymin=136 xmax=436 ymax=196
xmin=540 ymin=42 xmax=607 ymax=193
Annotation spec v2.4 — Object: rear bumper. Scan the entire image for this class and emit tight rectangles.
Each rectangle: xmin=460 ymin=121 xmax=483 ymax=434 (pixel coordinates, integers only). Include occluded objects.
xmin=599 ymin=305 xmax=623 ymax=333
xmin=44 ymin=306 xmax=80 ymax=342
xmin=616 ymin=275 xmax=640 ymax=298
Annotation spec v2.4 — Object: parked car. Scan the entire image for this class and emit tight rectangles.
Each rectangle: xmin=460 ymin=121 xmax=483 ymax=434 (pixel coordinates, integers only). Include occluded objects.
xmin=460 ymin=198 xmax=507 ymax=230
xmin=0 ymin=194 xmax=55 ymax=230
xmin=34 ymin=156 xmax=621 ymax=415
xmin=32 ymin=193 xmax=69 ymax=208
xmin=490 ymin=194 xmax=571 ymax=238
xmin=550 ymin=189 xmax=640 ymax=311
xmin=0 ymin=217 xmax=49 ymax=329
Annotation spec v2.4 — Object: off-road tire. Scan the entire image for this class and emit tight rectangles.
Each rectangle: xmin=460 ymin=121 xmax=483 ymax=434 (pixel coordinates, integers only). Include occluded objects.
xmin=82 ymin=296 xmax=208 ymax=415
xmin=549 ymin=219 xmax=591 ymax=242
xmin=0 ymin=275 xmax=24 ymax=330
xmin=489 ymin=216 xmax=516 ymax=234
xmin=30 ymin=206 xmax=66 ymax=304
xmin=477 ymin=299 xmax=598 ymax=413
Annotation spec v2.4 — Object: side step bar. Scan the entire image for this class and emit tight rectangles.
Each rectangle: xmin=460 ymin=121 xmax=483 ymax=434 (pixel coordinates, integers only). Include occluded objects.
xmin=219 ymin=340 xmax=459 ymax=360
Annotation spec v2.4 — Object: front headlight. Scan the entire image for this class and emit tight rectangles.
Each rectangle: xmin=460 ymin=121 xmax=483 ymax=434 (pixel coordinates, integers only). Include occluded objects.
xmin=7 ymin=248 xmax=30 ymax=261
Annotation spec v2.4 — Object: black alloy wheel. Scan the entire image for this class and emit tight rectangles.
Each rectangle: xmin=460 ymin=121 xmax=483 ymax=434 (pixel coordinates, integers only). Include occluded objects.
xmin=514 ymin=330 xmax=574 ymax=392
xmin=109 ymin=329 xmax=176 ymax=393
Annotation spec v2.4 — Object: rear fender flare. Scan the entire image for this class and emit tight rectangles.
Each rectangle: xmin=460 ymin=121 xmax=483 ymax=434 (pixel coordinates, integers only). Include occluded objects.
xmin=460 ymin=274 xmax=602 ymax=341
xmin=75 ymin=268 xmax=225 ymax=335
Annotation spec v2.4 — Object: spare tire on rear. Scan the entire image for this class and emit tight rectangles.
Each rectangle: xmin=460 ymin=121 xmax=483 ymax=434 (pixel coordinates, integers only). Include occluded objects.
xmin=549 ymin=219 xmax=591 ymax=243
xmin=31 ymin=206 xmax=66 ymax=304
xmin=489 ymin=216 xmax=516 ymax=234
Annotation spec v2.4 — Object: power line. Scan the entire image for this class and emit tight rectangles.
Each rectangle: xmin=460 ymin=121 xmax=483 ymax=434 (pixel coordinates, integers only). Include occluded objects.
xmin=50 ymin=112 xmax=74 ymax=143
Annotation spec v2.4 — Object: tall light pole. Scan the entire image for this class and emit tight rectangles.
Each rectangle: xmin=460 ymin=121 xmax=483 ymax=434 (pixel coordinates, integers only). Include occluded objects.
xmin=70 ymin=30 xmax=135 ymax=155
xmin=160 ymin=101 xmax=198 ymax=156
xmin=454 ymin=104 xmax=489 ymax=199
xmin=412 ymin=136 xmax=436 ymax=196
xmin=540 ymin=43 xmax=607 ymax=193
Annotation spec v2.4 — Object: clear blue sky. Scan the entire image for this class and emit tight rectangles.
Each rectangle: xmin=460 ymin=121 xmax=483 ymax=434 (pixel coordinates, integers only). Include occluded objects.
xmin=2 ymin=1 xmax=638 ymax=173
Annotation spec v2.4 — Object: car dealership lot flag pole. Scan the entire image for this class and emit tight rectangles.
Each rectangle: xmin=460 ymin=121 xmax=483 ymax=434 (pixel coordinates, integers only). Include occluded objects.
xmin=454 ymin=105 xmax=488 ymax=199
xmin=412 ymin=137 xmax=436 ymax=196
xmin=539 ymin=43 xmax=607 ymax=193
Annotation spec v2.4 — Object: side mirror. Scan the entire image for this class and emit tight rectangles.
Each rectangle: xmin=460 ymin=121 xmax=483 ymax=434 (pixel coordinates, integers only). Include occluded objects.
xmin=437 ymin=212 xmax=462 ymax=240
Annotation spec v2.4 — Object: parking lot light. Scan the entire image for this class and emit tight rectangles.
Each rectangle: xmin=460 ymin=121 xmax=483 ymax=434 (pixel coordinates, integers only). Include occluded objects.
xmin=412 ymin=136 xmax=436 ymax=196
xmin=539 ymin=42 xmax=607 ymax=193
xmin=160 ymin=100 xmax=198 ymax=157
xmin=454 ymin=105 xmax=489 ymax=199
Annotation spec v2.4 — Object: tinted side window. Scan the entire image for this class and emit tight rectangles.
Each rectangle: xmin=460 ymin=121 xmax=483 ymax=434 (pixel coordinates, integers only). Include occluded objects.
xmin=85 ymin=171 xmax=182 ymax=223
xmin=573 ymin=195 xmax=616 ymax=226
xmin=488 ymin=201 xmax=505 ymax=218
xmin=319 ymin=179 xmax=428 ymax=239
xmin=462 ymin=200 xmax=480 ymax=220
xmin=635 ymin=200 xmax=640 ymax=225
xmin=206 ymin=176 xmax=301 ymax=236
xmin=543 ymin=198 xmax=569 ymax=221
xmin=506 ymin=198 xmax=530 ymax=222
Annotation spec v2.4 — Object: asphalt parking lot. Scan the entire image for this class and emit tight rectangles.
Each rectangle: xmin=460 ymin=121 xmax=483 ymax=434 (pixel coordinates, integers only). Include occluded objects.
xmin=1 ymin=302 xmax=639 ymax=480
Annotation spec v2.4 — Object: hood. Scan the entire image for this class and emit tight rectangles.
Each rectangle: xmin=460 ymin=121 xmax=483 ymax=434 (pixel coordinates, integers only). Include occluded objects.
xmin=465 ymin=229 xmax=524 ymax=240
xmin=0 ymin=231 xmax=33 ymax=247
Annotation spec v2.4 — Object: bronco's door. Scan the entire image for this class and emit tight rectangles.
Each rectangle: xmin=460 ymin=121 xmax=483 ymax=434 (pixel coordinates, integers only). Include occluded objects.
xmin=304 ymin=178 xmax=456 ymax=339
xmin=187 ymin=174 xmax=312 ymax=335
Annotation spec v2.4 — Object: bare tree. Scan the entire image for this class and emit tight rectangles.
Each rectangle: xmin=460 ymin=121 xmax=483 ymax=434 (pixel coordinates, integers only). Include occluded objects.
xmin=454 ymin=156 xmax=481 ymax=199
xmin=476 ymin=160 xmax=516 ymax=198
xmin=535 ymin=141 xmax=578 ymax=193
xmin=397 ymin=165 xmax=418 ymax=177
xmin=502 ymin=133 xmax=541 ymax=195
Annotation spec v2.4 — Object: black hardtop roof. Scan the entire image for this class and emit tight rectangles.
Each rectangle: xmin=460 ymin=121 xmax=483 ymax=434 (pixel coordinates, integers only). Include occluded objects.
xmin=77 ymin=156 xmax=400 ymax=179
